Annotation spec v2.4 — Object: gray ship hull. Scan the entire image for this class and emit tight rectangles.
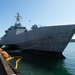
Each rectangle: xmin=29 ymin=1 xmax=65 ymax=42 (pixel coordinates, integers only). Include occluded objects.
xmin=0 ymin=25 xmax=75 ymax=54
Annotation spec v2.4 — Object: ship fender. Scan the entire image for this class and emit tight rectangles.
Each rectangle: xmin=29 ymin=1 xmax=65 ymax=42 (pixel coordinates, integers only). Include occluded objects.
xmin=1 ymin=51 xmax=10 ymax=59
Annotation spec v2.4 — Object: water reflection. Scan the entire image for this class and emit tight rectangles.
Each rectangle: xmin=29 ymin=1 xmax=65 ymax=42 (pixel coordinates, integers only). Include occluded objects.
xmin=12 ymin=52 xmax=72 ymax=75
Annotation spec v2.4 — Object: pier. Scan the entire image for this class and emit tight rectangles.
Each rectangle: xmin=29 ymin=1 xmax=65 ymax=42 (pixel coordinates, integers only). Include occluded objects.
xmin=0 ymin=53 xmax=21 ymax=75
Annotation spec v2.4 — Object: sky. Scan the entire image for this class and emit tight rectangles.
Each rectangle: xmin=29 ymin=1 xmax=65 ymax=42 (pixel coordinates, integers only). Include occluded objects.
xmin=0 ymin=0 xmax=75 ymax=38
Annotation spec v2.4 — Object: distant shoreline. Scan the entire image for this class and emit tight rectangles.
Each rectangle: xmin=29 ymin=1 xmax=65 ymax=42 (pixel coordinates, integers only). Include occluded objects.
xmin=70 ymin=39 xmax=75 ymax=42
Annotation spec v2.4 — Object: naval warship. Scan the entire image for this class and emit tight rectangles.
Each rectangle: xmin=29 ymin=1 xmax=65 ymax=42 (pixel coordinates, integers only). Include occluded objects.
xmin=0 ymin=13 xmax=75 ymax=57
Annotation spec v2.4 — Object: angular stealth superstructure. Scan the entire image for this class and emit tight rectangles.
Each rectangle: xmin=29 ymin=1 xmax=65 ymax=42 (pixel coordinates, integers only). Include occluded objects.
xmin=0 ymin=13 xmax=75 ymax=57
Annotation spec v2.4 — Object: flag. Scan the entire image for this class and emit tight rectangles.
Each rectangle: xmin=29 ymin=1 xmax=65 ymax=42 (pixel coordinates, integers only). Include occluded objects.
xmin=29 ymin=20 xmax=31 ymax=22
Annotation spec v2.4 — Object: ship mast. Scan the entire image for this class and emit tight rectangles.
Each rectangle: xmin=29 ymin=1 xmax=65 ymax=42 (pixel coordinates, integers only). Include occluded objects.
xmin=15 ymin=12 xmax=22 ymax=24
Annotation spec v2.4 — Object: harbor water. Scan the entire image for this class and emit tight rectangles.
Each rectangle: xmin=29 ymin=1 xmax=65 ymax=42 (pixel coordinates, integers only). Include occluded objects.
xmin=10 ymin=42 xmax=75 ymax=75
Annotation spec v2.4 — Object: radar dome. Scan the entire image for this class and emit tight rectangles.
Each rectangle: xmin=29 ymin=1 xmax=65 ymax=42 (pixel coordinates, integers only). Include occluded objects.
xmin=31 ymin=24 xmax=38 ymax=29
